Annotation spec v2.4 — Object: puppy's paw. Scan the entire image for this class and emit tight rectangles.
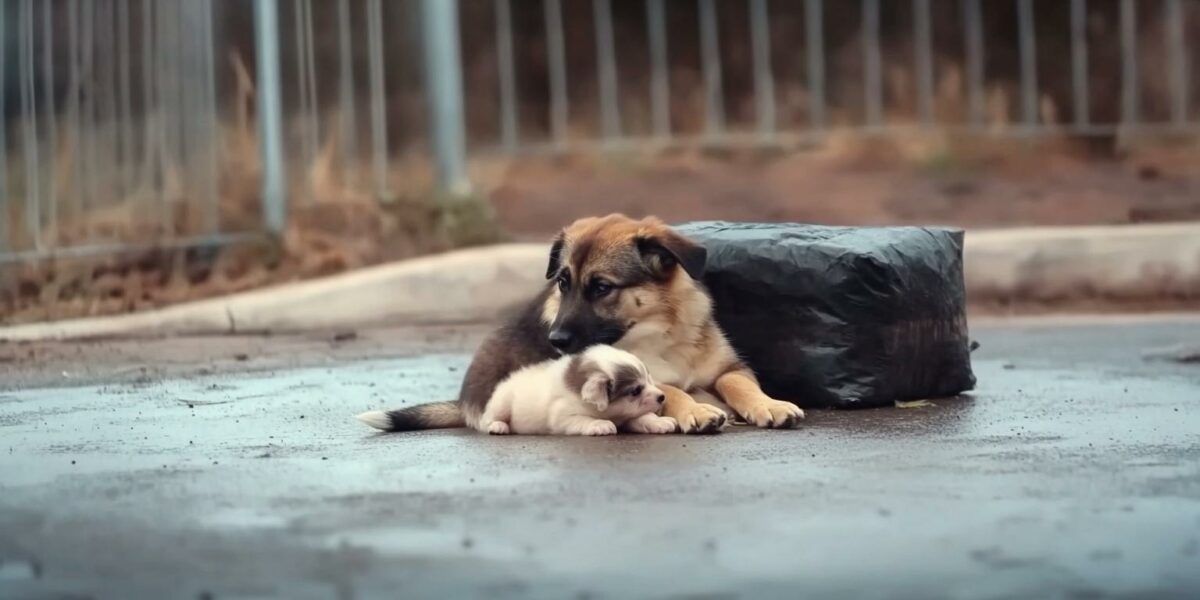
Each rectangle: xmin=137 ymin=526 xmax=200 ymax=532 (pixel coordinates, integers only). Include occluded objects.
xmin=627 ymin=414 xmax=679 ymax=434
xmin=741 ymin=398 xmax=805 ymax=429
xmin=486 ymin=421 xmax=511 ymax=435
xmin=583 ymin=420 xmax=618 ymax=436
xmin=675 ymin=403 xmax=728 ymax=435
xmin=644 ymin=415 xmax=679 ymax=434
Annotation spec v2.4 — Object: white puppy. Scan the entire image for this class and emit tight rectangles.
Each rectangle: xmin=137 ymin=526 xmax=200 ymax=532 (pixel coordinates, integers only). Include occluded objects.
xmin=475 ymin=345 xmax=678 ymax=436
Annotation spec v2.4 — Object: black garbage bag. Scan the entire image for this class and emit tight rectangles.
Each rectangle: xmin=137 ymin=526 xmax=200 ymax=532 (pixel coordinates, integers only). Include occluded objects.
xmin=677 ymin=221 xmax=976 ymax=409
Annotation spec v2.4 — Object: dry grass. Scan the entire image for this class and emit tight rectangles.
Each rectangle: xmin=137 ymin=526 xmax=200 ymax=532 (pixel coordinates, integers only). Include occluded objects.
xmin=0 ymin=107 xmax=504 ymax=325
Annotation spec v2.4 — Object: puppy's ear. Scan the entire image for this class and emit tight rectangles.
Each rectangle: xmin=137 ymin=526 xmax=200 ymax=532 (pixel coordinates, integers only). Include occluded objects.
xmin=636 ymin=230 xmax=707 ymax=281
xmin=580 ymin=373 xmax=611 ymax=411
xmin=546 ymin=232 xmax=565 ymax=279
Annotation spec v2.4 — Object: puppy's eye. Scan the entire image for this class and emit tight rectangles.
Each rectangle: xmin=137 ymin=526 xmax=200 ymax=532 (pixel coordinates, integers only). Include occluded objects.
xmin=629 ymin=385 xmax=643 ymax=397
xmin=589 ymin=280 xmax=613 ymax=299
xmin=557 ymin=274 xmax=570 ymax=292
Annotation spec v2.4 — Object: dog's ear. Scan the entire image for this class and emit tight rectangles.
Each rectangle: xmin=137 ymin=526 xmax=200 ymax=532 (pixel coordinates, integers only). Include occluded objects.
xmin=580 ymin=373 xmax=611 ymax=411
xmin=546 ymin=232 xmax=565 ymax=279
xmin=636 ymin=230 xmax=707 ymax=281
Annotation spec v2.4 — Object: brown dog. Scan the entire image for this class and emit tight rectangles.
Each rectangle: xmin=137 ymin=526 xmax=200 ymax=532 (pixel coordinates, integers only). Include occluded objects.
xmin=358 ymin=214 xmax=804 ymax=434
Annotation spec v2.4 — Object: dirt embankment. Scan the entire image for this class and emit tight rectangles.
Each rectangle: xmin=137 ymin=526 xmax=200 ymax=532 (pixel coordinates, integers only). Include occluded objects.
xmin=489 ymin=135 xmax=1200 ymax=237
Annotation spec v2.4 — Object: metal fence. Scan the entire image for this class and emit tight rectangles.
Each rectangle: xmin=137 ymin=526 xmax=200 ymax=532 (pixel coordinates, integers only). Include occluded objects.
xmin=0 ymin=0 xmax=240 ymax=265
xmin=0 ymin=0 xmax=1197 ymax=266
xmin=479 ymin=0 xmax=1196 ymax=150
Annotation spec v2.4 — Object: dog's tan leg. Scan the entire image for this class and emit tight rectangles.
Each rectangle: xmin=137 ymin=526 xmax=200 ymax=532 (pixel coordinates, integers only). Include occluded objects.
xmin=715 ymin=370 xmax=805 ymax=429
xmin=660 ymin=384 xmax=727 ymax=434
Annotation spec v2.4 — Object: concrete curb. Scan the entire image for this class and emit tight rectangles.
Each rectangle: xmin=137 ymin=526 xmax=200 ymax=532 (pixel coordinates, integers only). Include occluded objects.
xmin=3 ymin=223 xmax=1197 ymax=341
xmin=0 ymin=244 xmax=548 ymax=341
xmin=964 ymin=222 xmax=1200 ymax=302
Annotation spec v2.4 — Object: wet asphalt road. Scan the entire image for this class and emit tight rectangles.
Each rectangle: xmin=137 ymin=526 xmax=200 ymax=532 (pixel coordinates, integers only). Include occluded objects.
xmin=2 ymin=316 xmax=1199 ymax=600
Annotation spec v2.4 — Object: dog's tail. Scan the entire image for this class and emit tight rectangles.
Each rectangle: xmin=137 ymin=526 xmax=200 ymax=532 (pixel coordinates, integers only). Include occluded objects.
xmin=356 ymin=401 xmax=466 ymax=432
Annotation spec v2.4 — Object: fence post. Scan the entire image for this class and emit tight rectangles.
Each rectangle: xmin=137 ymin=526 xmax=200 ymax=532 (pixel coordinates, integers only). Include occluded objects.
xmin=253 ymin=0 xmax=287 ymax=235
xmin=862 ymin=0 xmax=882 ymax=129
xmin=421 ymin=0 xmax=470 ymax=196
xmin=698 ymin=0 xmax=725 ymax=139
xmin=646 ymin=0 xmax=670 ymax=140
xmin=805 ymin=0 xmax=825 ymax=132
xmin=0 ymin=0 xmax=7 ymax=252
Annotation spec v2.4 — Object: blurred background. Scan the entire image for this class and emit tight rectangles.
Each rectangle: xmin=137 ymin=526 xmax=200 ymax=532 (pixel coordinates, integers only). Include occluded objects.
xmin=0 ymin=0 xmax=1197 ymax=325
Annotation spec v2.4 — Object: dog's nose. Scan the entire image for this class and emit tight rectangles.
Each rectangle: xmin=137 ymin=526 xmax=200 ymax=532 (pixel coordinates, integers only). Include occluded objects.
xmin=656 ymin=394 xmax=666 ymax=404
xmin=548 ymin=329 xmax=573 ymax=351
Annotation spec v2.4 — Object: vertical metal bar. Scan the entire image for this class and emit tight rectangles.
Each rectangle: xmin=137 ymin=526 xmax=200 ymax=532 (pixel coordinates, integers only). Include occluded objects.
xmin=111 ymin=0 xmax=127 ymax=204
xmin=1165 ymin=0 xmax=1187 ymax=125
xmin=293 ymin=0 xmax=306 ymax=169
xmin=1119 ymin=0 xmax=1137 ymax=126
xmin=171 ymin=0 xmax=189 ymax=224
xmin=42 ymin=0 xmax=58 ymax=244
xmin=294 ymin=0 xmax=312 ymax=188
xmin=101 ymin=0 xmax=119 ymax=203
xmin=1017 ymin=0 xmax=1037 ymax=129
xmin=254 ymin=0 xmax=287 ymax=234
xmin=0 ymin=0 xmax=6 ymax=251
xmin=20 ymin=0 xmax=42 ymax=250
xmin=647 ymin=0 xmax=670 ymax=139
xmin=545 ymin=0 xmax=568 ymax=147
xmin=303 ymin=0 xmax=319 ymax=174
xmin=194 ymin=0 xmax=210 ymax=226
xmin=336 ymin=0 xmax=358 ymax=175
xmin=750 ymin=0 xmax=775 ymax=139
xmin=421 ymin=0 xmax=470 ymax=194
xmin=366 ymin=0 xmax=389 ymax=198
xmin=202 ymin=0 xmax=219 ymax=234
xmin=594 ymin=0 xmax=621 ymax=141
xmin=178 ymin=0 xmax=197 ymax=230
xmin=117 ymin=0 xmax=133 ymax=198
xmin=805 ymin=0 xmax=825 ymax=131
xmin=156 ymin=0 xmax=172 ymax=230
xmin=82 ymin=0 xmax=97 ymax=212
xmin=699 ymin=0 xmax=724 ymax=138
xmin=179 ymin=0 xmax=193 ymax=193
xmin=99 ymin=0 xmax=118 ymax=207
xmin=914 ymin=0 xmax=934 ymax=125
xmin=68 ymin=0 xmax=83 ymax=216
xmin=863 ymin=0 xmax=882 ymax=127
xmin=1071 ymin=0 xmax=1089 ymax=129
xmin=496 ymin=0 xmax=519 ymax=151
xmin=171 ymin=0 xmax=187 ymax=195
xmin=94 ymin=0 xmax=108 ymax=207
xmin=963 ymin=0 xmax=984 ymax=128
xmin=159 ymin=0 xmax=181 ymax=232
xmin=141 ymin=0 xmax=155 ymax=196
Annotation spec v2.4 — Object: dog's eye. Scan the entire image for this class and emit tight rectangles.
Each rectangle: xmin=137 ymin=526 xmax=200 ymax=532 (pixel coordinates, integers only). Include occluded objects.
xmin=629 ymin=385 xmax=643 ymax=397
xmin=589 ymin=280 xmax=613 ymax=299
xmin=557 ymin=274 xmax=570 ymax=292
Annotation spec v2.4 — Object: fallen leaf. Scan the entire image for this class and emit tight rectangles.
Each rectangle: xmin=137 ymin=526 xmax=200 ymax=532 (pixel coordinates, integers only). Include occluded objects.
xmin=175 ymin=398 xmax=232 ymax=407
xmin=895 ymin=399 xmax=935 ymax=409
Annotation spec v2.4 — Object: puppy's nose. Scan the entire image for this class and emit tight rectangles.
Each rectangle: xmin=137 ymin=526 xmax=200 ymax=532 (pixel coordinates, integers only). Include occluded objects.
xmin=548 ymin=329 xmax=573 ymax=351
xmin=656 ymin=394 xmax=666 ymax=404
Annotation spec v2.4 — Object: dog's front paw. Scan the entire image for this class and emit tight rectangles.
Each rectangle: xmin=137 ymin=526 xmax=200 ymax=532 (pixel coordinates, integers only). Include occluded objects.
xmin=486 ymin=421 xmax=511 ymax=435
xmin=741 ymin=398 xmax=805 ymax=429
xmin=675 ymin=403 xmax=727 ymax=435
xmin=628 ymin=414 xmax=679 ymax=434
xmin=584 ymin=420 xmax=618 ymax=436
